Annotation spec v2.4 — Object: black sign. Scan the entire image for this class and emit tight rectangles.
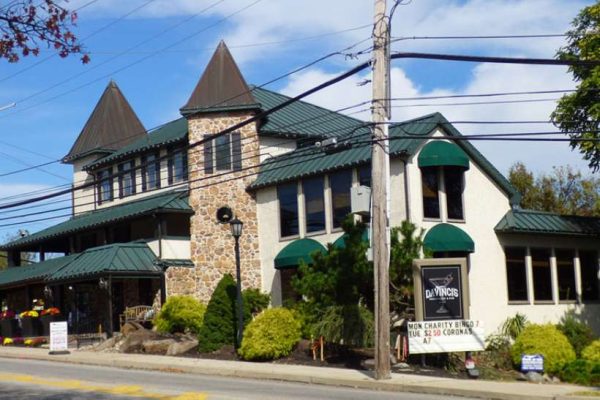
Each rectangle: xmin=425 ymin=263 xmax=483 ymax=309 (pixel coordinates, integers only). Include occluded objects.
xmin=421 ymin=265 xmax=463 ymax=321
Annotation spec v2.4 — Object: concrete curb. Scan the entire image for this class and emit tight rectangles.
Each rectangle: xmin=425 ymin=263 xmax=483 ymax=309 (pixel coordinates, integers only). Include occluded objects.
xmin=0 ymin=348 xmax=594 ymax=400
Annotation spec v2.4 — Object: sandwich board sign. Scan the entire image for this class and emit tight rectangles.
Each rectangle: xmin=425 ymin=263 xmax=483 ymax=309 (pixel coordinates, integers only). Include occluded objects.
xmin=49 ymin=321 xmax=68 ymax=354
xmin=410 ymin=258 xmax=485 ymax=354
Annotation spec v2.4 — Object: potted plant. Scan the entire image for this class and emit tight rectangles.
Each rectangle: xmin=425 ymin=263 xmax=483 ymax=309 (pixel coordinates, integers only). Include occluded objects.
xmin=20 ymin=310 xmax=41 ymax=337
xmin=40 ymin=307 xmax=61 ymax=336
xmin=0 ymin=310 xmax=19 ymax=338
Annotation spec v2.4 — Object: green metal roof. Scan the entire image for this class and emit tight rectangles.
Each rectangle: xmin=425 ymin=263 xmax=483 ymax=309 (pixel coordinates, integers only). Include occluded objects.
xmin=0 ymin=190 xmax=191 ymax=251
xmin=423 ymin=223 xmax=475 ymax=253
xmin=274 ymin=238 xmax=327 ymax=269
xmin=48 ymin=243 xmax=160 ymax=282
xmin=248 ymin=112 xmax=520 ymax=205
xmin=85 ymin=118 xmax=188 ymax=170
xmin=418 ymin=141 xmax=469 ymax=169
xmin=0 ymin=255 xmax=78 ymax=289
xmin=252 ymin=87 xmax=367 ymax=139
xmin=495 ymin=209 xmax=600 ymax=236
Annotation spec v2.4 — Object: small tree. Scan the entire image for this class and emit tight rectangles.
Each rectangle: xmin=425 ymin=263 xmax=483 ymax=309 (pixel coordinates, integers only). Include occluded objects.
xmin=389 ymin=221 xmax=425 ymax=321
xmin=197 ymin=274 xmax=237 ymax=352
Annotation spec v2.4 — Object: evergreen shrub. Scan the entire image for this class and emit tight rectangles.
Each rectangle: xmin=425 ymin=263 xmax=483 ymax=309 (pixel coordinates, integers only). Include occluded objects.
xmin=238 ymin=308 xmax=301 ymax=361
xmin=242 ymin=288 xmax=270 ymax=317
xmin=560 ymin=359 xmax=600 ymax=386
xmin=312 ymin=305 xmax=374 ymax=347
xmin=198 ymin=274 xmax=237 ymax=352
xmin=511 ymin=324 xmax=576 ymax=375
xmin=154 ymin=295 xmax=206 ymax=334
xmin=582 ymin=340 xmax=600 ymax=363
xmin=557 ymin=312 xmax=595 ymax=356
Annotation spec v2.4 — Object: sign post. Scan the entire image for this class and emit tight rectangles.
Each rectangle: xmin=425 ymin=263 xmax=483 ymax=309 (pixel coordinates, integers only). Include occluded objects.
xmin=410 ymin=258 xmax=484 ymax=355
xmin=49 ymin=321 xmax=69 ymax=355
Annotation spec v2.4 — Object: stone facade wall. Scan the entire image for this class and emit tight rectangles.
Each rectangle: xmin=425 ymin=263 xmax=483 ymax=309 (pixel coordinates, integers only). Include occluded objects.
xmin=166 ymin=111 xmax=262 ymax=302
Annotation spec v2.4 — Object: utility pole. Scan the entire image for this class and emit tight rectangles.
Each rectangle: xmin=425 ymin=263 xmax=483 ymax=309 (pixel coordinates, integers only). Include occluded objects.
xmin=371 ymin=0 xmax=391 ymax=380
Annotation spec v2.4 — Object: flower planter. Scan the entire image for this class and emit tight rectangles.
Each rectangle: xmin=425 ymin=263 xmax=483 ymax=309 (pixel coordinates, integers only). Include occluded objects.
xmin=21 ymin=317 xmax=42 ymax=337
xmin=40 ymin=314 xmax=62 ymax=336
xmin=0 ymin=319 xmax=20 ymax=338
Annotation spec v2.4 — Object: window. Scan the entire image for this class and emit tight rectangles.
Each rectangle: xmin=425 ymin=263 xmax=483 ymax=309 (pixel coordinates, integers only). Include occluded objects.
xmin=421 ymin=167 xmax=440 ymax=219
xmin=580 ymin=250 xmax=599 ymax=301
xmin=505 ymin=247 xmax=528 ymax=302
xmin=118 ymin=161 xmax=136 ymax=198
xmin=280 ymin=268 xmax=301 ymax=305
xmin=330 ymin=170 xmax=352 ymax=228
xmin=97 ymin=168 xmax=113 ymax=204
xmin=168 ymin=148 xmax=188 ymax=185
xmin=303 ymin=176 xmax=325 ymax=233
xmin=277 ymin=183 xmax=299 ymax=238
xmin=444 ymin=167 xmax=464 ymax=220
xmin=358 ymin=165 xmax=371 ymax=187
xmin=556 ymin=250 xmax=576 ymax=301
xmin=203 ymin=132 xmax=242 ymax=173
xmin=215 ymin=134 xmax=231 ymax=170
xmin=142 ymin=153 xmax=160 ymax=192
xmin=531 ymin=248 xmax=552 ymax=301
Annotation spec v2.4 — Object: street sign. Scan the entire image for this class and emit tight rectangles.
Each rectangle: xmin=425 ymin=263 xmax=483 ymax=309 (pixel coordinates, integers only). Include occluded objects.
xmin=49 ymin=321 xmax=68 ymax=353
xmin=407 ymin=319 xmax=485 ymax=354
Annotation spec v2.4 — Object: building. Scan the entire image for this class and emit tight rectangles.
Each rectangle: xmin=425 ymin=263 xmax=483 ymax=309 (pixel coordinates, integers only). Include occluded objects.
xmin=1 ymin=41 xmax=598 ymax=336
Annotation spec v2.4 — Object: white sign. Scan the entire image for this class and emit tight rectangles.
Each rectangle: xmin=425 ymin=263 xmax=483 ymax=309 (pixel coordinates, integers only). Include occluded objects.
xmin=408 ymin=319 xmax=485 ymax=354
xmin=49 ymin=321 xmax=68 ymax=353
xmin=521 ymin=354 xmax=544 ymax=372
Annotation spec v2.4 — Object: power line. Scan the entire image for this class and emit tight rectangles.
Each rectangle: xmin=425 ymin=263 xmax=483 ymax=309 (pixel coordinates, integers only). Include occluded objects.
xmin=391 ymin=33 xmax=567 ymax=43
xmin=391 ymin=52 xmax=600 ymax=67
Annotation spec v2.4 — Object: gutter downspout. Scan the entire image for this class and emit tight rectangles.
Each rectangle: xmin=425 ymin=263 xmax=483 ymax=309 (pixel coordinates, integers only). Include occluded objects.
xmin=402 ymin=159 xmax=411 ymax=222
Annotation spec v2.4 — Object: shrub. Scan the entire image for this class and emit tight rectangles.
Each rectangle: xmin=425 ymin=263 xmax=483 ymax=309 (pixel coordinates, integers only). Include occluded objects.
xmin=242 ymin=288 xmax=270 ymax=317
xmin=238 ymin=308 xmax=301 ymax=361
xmin=511 ymin=324 xmax=576 ymax=375
xmin=557 ymin=312 xmax=595 ymax=356
xmin=484 ymin=334 xmax=513 ymax=370
xmin=312 ymin=304 xmax=374 ymax=348
xmin=560 ymin=359 xmax=600 ymax=386
xmin=582 ymin=340 xmax=600 ymax=363
xmin=154 ymin=295 xmax=206 ymax=335
xmin=198 ymin=274 xmax=238 ymax=352
xmin=501 ymin=313 xmax=528 ymax=340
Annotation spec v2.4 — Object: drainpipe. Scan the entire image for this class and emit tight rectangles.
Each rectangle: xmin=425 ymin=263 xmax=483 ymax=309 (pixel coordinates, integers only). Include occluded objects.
xmin=155 ymin=214 xmax=163 ymax=259
xmin=402 ymin=159 xmax=411 ymax=222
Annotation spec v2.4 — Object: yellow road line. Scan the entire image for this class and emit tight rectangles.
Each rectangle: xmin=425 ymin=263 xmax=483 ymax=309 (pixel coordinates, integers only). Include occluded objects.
xmin=0 ymin=373 xmax=207 ymax=400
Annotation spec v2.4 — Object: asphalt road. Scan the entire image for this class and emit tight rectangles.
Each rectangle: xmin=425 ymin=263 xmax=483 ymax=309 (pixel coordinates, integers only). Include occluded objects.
xmin=0 ymin=357 xmax=476 ymax=400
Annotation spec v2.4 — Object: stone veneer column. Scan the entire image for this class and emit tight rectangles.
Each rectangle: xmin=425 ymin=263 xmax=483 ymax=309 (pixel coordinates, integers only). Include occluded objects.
xmin=175 ymin=111 xmax=261 ymax=302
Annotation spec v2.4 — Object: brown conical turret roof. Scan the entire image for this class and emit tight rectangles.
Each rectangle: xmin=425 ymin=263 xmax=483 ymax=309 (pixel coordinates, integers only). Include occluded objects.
xmin=180 ymin=41 xmax=259 ymax=116
xmin=63 ymin=80 xmax=146 ymax=163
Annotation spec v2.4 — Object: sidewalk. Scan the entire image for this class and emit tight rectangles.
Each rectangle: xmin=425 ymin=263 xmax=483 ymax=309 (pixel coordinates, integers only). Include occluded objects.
xmin=0 ymin=346 xmax=595 ymax=400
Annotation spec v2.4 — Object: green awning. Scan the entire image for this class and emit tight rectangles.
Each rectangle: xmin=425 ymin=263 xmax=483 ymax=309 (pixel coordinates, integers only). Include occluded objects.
xmin=48 ymin=243 xmax=161 ymax=282
xmin=332 ymin=229 xmax=369 ymax=249
xmin=423 ymin=223 xmax=474 ymax=253
xmin=418 ymin=141 xmax=469 ymax=169
xmin=274 ymin=238 xmax=326 ymax=269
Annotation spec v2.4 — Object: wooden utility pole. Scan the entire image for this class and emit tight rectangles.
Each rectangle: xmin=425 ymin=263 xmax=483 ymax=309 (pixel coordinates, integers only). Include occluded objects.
xmin=371 ymin=0 xmax=391 ymax=380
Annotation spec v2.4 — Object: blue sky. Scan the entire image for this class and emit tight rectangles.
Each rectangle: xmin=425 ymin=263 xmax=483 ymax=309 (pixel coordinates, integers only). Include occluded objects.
xmin=0 ymin=0 xmax=594 ymax=237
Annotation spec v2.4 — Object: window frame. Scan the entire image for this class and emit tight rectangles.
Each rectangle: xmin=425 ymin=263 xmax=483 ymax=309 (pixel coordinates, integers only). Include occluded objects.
xmin=97 ymin=167 xmax=113 ymax=205
xmin=504 ymin=247 xmax=529 ymax=304
xmin=118 ymin=160 xmax=136 ymax=198
xmin=277 ymin=182 xmax=300 ymax=240
xmin=302 ymin=176 xmax=326 ymax=235
xmin=141 ymin=152 xmax=161 ymax=192
xmin=167 ymin=147 xmax=188 ymax=185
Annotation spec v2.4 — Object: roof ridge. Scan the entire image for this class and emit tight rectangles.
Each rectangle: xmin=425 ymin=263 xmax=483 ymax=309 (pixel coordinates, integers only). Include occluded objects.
xmin=516 ymin=208 xmax=600 ymax=220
